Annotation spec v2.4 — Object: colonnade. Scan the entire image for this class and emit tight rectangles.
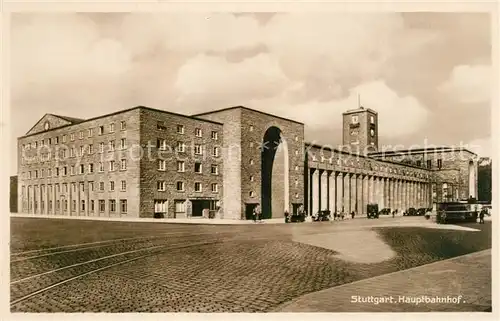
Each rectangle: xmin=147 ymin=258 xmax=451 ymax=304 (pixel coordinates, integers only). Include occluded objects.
xmin=307 ymin=169 xmax=432 ymax=215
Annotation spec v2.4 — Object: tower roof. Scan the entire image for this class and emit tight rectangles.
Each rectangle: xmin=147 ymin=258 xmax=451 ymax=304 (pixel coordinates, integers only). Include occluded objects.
xmin=342 ymin=106 xmax=378 ymax=115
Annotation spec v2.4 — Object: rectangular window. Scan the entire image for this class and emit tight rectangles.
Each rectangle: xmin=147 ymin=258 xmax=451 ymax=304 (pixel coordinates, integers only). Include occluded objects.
xmin=63 ymin=166 xmax=68 ymax=176
xmin=63 ymin=183 xmax=68 ymax=193
xmin=110 ymin=181 xmax=115 ymax=191
xmin=211 ymin=164 xmax=218 ymax=175
xmin=120 ymin=138 xmax=126 ymax=150
xmin=211 ymin=131 xmax=218 ymax=140
xmin=213 ymin=147 xmax=219 ymax=157
xmin=88 ymin=128 xmax=93 ymax=137
xmin=158 ymin=160 xmax=166 ymax=171
xmin=351 ymin=115 xmax=359 ymax=124
xmin=80 ymin=182 xmax=85 ymax=192
xmin=120 ymin=121 xmax=126 ymax=131
xmin=99 ymin=143 xmax=104 ymax=153
xmin=91 ymin=200 xmax=95 ymax=212
xmin=62 ymin=135 xmax=67 ymax=143
xmin=211 ymin=183 xmax=218 ymax=193
xmin=89 ymin=144 xmax=94 ymax=154
xmin=177 ymin=161 xmax=185 ymax=172
xmin=176 ymin=181 xmax=184 ymax=191
xmin=109 ymin=161 xmax=115 ymax=171
xmin=99 ymin=162 xmax=104 ymax=172
xmin=109 ymin=140 xmax=115 ymax=151
xmin=427 ymin=159 xmax=432 ymax=169
xmin=80 ymin=146 xmax=85 ymax=156
xmin=154 ymin=200 xmax=168 ymax=214
xmin=55 ymin=137 xmax=59 ymax=144
xmin=41 ymin=139 xmax=45 ymax=146
xmin=177 ymin=124 xmax=184 ymax=134
xmin=121 ymin=180 xmax=126 ymax=191
xmin=120 ymin=199 xmax=127 ymax=213
xmin=48 ymin=138 xmax=52 ymax=145
xmin=120 ymin=159 xmax=127 ymax=170
xmin=70 ymin=148 xmax=75 ymax=157
xmin=72 ymin=200 xmax=76 ymax=211
xmin=70 ymin=133 xmax=75 ymax=141
xmin=99 ymin=182 xmax=105 ymax=191
xmin=99 ymin=126 xmax=104 ymax=135
xmin=175 ymin=200 xmax=185 ymax=213
xmin=416 ymin=160 xmax=422 ymax=167
xmin=47 ymin=169 xmax=52 ymax=177
xmin=79 ymin=164 xmax=84 ymax=174
xmin=194 ymin=182 xmax=202 ymax=192
xmin=88 ymin=163 xmax=94 ymax=173
xmin=89 ymin=181 xmax=94 ymax=191
xmin=99 ymin=200 xmax=105 ymax=212
xmin=194 ymin=162 xmax=203 ymax=173
xmin=110 ymin=123 xmax=115 ymax=133
xmin=81 ymin=200 xmax=85 ymax=211
xmin=70 ymin=165 xmax=75 ymax=175
xmin=41 ymin=169 xmax=44 ymax=178
xmin=79 ymin=131 xmax=84 ymax=139
xmin=195 ymin=128 xmax=202 ymax=137
xmin=176 ymin=142 xmax=185 ymax=152
xmin=157 ymin=139 xmax=167 ymax=151
xmin=437 ymin=159 xmax=442 ymax=169
xmin=56 ymin=200 xmax=60 ymax=210
xmin=157 ymin=181 xmax=166 ymax=191
xmin=157 ymin=121 xmax=167 ymax=131
xmin=194 ymin=144 xmax=202 ymax=155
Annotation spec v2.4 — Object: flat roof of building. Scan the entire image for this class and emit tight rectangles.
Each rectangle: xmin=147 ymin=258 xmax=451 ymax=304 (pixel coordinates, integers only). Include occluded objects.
xmin=304 ymin=142 xmax=431 ymax=171
xmin=368 ymin=146 xmax=477 ymax=156
xmin=19 ymin=106 xmax=224 ymax=139
xmin=342 ymin=106 xmax=378 ymax=115
xmin=192 ymin=105 xmax=304 ymax=125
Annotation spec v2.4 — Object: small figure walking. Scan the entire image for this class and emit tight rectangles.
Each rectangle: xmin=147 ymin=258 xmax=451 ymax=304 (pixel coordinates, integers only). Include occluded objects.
xmin=253 ymin=204 xmax=261 ymax=222
xmin=351 ymin=211 xmax=355 ymax=219
xmin=479 ymin=209 xmax=485 ymax=224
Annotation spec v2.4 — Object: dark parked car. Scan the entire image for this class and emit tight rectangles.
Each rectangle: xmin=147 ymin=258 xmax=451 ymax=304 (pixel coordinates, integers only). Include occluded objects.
xmin=436 ymin=202 xmax=478 ymax=224
xmin=314 ymin=210 xmax=331 ymax=221
xmin=285 ymin=211 xmax=306 ymax=223
xmin=367 ymin=204 xmax=379 ymax=219
xmin=404 ymin=208 xmax=417 ymax=216
xmin=416 ymin=208 xmax=428 ymax=216
xmin=379 ymin=208 xmax=391 ymax=215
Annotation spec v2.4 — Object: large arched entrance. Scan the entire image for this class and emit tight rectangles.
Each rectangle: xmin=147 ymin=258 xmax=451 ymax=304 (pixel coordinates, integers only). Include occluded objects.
xmin=468 ymin=161 xmax=476 ymax=198
xmin=261 ymin=126 xmax=289 ymax=219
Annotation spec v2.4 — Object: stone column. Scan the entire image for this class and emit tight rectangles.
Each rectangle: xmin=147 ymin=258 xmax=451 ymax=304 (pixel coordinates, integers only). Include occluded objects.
xmin=320 ymin=170 xmax=328 ymax=211
xmin=312 ymin=169 xmax=319 ymax=215
xmin=308 ymin=169 xmax=313 ymax=215
xmin=356 ymin=174 xmax=363 ymax=215
xmin=362 ymin=175 xmax=368 ymax=215
xmin=328 ymin=171 xmax=335 ymax=212
xmin=401 ymin=181 xmax=406 ymax=211
xmin=343 ymin=173 xmax=350 ymax=213
xmin=350 ymin=173 xmax=356 ymax=214
xmin=384 ymin=178 xmax=389 ymax=209
xmin=368 ymin=176 xmax=374 ymax=204
xmin=377 ymin=177 xmax=384 ymax=207
xmin=38 ymin=185 xmax=43 ymax=214
xmin=336 ymin=172 xmax=343 ymax=213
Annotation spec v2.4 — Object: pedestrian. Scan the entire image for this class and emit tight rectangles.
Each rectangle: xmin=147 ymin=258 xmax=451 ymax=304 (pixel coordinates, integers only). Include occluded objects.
xmin=479 ymin=209 xmax=485 ymax=224
xmin=253 ymin=204 xmax=260 ymax=222
xmin=333 ymin=212 xmax=338 ymax=221
xmin=351 ymin=211 xmax=355 ymax=219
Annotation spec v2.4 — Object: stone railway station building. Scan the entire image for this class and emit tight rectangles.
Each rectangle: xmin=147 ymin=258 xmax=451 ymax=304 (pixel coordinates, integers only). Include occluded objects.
xmin=17 ymin=105 xmax=478 ymax=220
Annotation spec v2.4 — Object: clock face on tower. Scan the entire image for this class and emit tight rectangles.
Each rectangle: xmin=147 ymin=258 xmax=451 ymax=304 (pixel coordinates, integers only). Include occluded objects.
xmin=370 ymin=129 xmax=375 ymax=137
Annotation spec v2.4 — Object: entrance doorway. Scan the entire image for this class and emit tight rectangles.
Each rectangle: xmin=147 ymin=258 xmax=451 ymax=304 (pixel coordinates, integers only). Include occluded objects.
xmin=292 ymin=203 xmax=303 ymax=215
xmin=261 ymin=126 xmax=290 ymax=219
xmin=245 ymin=203 xmax=258 ymax=220
xmin=191 ymin=199 xmax=218 ymax=218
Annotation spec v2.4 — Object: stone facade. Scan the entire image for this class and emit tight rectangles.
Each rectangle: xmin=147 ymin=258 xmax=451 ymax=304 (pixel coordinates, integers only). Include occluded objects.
xmin=16 ymin=105 xmax=479 ymax=220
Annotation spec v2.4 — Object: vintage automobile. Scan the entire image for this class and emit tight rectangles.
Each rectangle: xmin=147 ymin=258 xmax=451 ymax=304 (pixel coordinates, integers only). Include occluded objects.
xmin=379 ymin=208 xmax=391 ymax=215
xmin=404 ymin=207 xmax=418 ymax=216
xmin=285 ymin=211 xmax=306 ymax=223
xmin=367 ymin=204 xmax=379 ymax=219
xmin=313 ymin=210 xmax=331 ymax=221
xmin=436 ymin=201 xmax=478 ymax=224
xmin=416 ymin=208 xmax=428 ymax=216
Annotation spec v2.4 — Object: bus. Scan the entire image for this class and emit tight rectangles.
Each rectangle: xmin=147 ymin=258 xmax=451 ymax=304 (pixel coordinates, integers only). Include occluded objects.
xmin=436 ymin=201 xmax=478 ymax=224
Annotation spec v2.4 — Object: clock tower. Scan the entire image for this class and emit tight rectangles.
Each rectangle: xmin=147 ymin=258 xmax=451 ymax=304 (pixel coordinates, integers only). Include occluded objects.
xmin=342 ymin=106 xmax=378 ymax=154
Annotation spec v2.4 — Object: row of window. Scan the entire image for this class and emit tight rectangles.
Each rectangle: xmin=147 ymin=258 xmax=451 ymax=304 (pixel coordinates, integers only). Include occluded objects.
xmin=158 ymin=160 xmax=219 ymax=175
xmin=23 ymin=199 xmax=128 ymax=214
xmin=351 ymin=115 xmax=376 ymax=124
xmin=157 ymin=181 xmax=219 ymax=193
xmin=23 ymin=121 xmax=127 ymax=150
xmin=156 ymin=140 xmax=220 ymax=156
xmin=22 ymin=180 xmax=127 ymax=194
xmin=22 ymin=160 xmax=127 ymax=180
xmin=157 ymin=123 xmax=219 ymax=141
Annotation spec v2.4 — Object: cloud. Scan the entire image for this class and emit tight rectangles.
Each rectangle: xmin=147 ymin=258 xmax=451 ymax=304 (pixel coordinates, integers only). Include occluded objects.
xmin=174 ymin=53 xmax=291 ymax=111
xmin=438 ymin=65 xmax=491 ymax=104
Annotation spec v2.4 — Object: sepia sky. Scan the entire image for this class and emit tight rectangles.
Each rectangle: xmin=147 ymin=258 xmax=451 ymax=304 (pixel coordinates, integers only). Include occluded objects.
xmin=9 ymin=12 xmax=492 ymax=174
